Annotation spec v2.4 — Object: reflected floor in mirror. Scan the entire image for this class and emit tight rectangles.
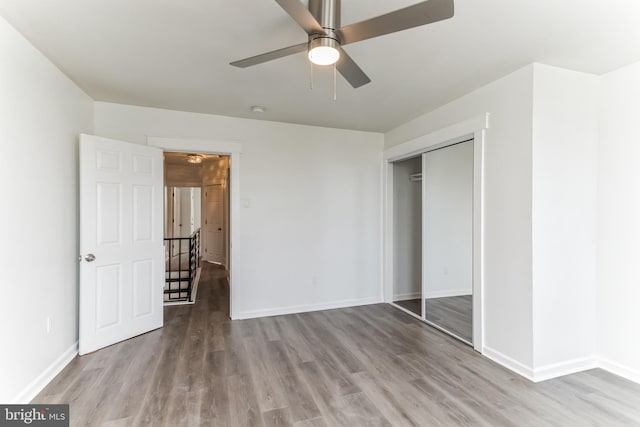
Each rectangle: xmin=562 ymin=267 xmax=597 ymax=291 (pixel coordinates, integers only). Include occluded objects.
xmin=394 ymin=295 xmax=472 ymax=343
xmin=393 ymin=298 xmax=422 ymax=317
xmin=425 ymin=295 xmax=472 ymax=343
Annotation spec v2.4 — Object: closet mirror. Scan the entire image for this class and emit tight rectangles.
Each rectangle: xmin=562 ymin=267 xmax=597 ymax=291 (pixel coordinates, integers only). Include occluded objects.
xmin=422 ymin=140 xmax=474 ymax=344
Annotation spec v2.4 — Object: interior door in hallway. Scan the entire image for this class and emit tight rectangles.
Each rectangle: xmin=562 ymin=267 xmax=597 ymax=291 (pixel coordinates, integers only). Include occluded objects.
xmin=203 ymin=183 xmax=224 ymax=264
xmin=79 ymin=134 xmax=164 ymax=355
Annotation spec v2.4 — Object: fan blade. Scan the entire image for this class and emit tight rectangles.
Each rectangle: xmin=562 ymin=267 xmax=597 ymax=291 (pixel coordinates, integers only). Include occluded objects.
xmin=336 ymin=48 xmax=371 ymax=88
xmin=230 ymin=42 xmax=308 ymax=68
xmin=274 ymin=0 xmax=324 ymax=34
xmin=336 ymin=0 xmax=454 ymax=45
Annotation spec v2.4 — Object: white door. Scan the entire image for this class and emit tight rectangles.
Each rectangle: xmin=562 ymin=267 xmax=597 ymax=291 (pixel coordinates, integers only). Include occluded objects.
xmin=203 ymin=184 xmax=224 ymax=263
xmin=79 ymin=134 xmax=164 ymax=355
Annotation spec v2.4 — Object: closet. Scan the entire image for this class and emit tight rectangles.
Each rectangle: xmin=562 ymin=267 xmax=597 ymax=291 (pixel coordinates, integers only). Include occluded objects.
xmin=391 ymin=139 xmax=474 ymax=345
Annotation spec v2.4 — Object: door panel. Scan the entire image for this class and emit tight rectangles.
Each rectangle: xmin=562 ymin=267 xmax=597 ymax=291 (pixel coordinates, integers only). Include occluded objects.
xmin=96 ymin=183 xmax=121 ymax=245
xmin=132 ymin=260 xmax=153 ymax=318
xmin=96 ymin=264 xmax=121 ymax=329
xmin=80 ymin=134 xmax=164 ymax=355
xmin=133 ymin=185 xmax=153 ymax=241
xmin=422 ymin=141 xmax=474 ymax=345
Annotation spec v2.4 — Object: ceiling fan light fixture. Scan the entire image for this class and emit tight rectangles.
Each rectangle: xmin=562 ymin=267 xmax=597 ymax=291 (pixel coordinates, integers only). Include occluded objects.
xmin=308 ymin=36 xmax=340 ymax=66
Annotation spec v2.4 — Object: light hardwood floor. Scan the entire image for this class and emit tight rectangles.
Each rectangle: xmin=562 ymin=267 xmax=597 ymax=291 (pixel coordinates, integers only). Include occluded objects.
xmin=34 ymin=263 xmax=640 ymax=426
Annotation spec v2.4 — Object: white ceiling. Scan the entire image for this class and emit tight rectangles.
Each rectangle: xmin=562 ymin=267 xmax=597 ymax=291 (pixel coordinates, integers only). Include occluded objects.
xmin=1 ymin=0 xmax=640 ymax=132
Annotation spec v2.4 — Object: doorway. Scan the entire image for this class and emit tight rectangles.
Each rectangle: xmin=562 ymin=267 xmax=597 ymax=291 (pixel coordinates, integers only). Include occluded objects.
xmin=163 ymin=152 xmax=230 ymax=306
xmin=148 ymin=137 xmax=241 ymax=319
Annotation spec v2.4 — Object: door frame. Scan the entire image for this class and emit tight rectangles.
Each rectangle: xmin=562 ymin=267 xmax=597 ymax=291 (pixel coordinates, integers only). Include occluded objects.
xmin=148 ymin=137 xmax=241 ymax=320
xmin=383 ymin=114 xmax=488 ymax=352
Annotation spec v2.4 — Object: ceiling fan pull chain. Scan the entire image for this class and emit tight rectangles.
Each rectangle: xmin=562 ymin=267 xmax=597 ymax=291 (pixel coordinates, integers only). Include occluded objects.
xmin=333 ymin=63 xmax=337 ymax=101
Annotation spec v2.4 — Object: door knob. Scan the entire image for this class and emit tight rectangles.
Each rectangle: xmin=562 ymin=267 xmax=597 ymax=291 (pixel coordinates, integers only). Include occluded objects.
xmin=84 ymin=254 xmax=96 ymax=262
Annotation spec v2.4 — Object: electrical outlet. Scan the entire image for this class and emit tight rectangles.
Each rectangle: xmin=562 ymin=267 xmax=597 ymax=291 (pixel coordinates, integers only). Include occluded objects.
xmin=46 ymin=317 xmax=52 ymax=333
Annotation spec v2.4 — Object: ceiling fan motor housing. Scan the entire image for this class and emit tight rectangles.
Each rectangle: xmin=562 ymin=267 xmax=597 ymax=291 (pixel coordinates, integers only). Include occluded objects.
xmin=309 ymin=0 xmax=341 ymax=31
xmin=308 ymin=31 xmax=340 ymax=51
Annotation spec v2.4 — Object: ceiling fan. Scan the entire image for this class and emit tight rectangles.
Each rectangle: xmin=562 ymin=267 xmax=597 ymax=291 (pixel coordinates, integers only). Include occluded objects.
xmin=230 ymin=0 xmax=454 ymax=88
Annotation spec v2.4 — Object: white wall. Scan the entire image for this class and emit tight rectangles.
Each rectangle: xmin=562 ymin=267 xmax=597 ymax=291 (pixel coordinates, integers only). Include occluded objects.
xmin=94 ymin=102 xmax=384 ymax=318
xmin=0 ymin=16 xmax=93 ymax=402
xmin=531 ymin=64 xmax=599 ymax=371
xmin=423 ymin=141 xmax=473 ymax=298
xmin=386 ymin=65 xmax=535 ymax=369
xmin=392 ymin=157 xmax=422 ymax=301
xmin=597 ymin=60 xmax=640 ymax=380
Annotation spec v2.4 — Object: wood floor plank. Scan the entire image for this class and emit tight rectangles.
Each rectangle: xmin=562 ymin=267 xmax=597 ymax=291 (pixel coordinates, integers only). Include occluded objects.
xmin=228 ymin=373 xmax=263 ymax=427
xmin=262 ymin=407 xmax=292 ymax=427
xmin=32 ymin=263 xmax=640 ymax=426
xmin=244 ymin=336 xmax=290 ymax=412
xmin=273 ymin=316 xmax=316 ymax=365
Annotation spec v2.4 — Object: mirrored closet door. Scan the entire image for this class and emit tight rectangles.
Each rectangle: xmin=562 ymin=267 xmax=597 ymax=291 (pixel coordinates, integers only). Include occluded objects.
xmin=391 ymin=139 xmax=474 ymax=346
xmin=422 ymin=140 xmax=474 ymax=344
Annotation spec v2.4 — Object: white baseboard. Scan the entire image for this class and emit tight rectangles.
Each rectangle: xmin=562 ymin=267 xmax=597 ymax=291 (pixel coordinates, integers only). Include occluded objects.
xmin=483 ymin=347 xmax=640 ymax=386
xmin=483 ymin=347 xmax=598 ymax=383
xmin=238 ymin=296 xmax=383 ymax=320
xmin=598 ymin=357 xmax=640 ymax=385
xmin=392 ymin=292 xmax=421 ymax=301
xmin=13 ymin=341 xmax=78 ymax=404
xmin=424 ymin=289 xmax=472 ymax=299
xmin=482 ymin=346 xmax=534 ymax=381
xmin=532 ymin=356 xmax=598 ymax=382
